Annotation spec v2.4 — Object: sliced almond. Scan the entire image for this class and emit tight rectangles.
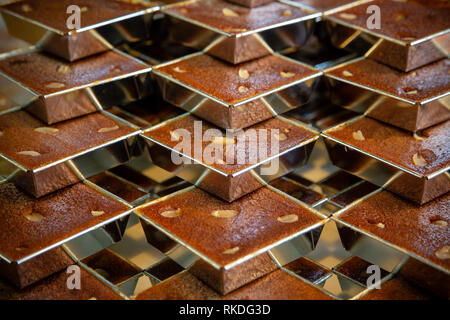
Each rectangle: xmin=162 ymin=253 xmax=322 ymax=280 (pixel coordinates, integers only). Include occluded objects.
xmin=170 ymin=131 xmax=181 ymax=141
xmin=24 ymin=212 xmax=44 ymax=222
xmin=45 ymin=82 xmax=65 ymax=89
xmin=91 ymin=211 xmax=105 ymax=217
xmin=406 ymin=90 xmax=417 ymax=95
xmin=412 ymin=153 xmax=427 ymax=167
xmin=173 ymin=66 xmax=186 ymax=73
xmin=434 ymin=246 xmax=449 ymax=260
xmin=211 ymin=210 xmax=239 ymax=218
xmin=222 ymin=247 xmax=239 ymax=255
xmin=222 ymin=8 xmax=239 ymax=17
xmin=284 ymin=128 xmax=290 ymax=133
xmin=16 ymin=247 xmax=26 ymax=252
xmin=431 ymin=220 xmax=448 ymax=227
xmin=34 ymin=127 xmax=59 ymax=134
xmin=161 ymin=208 xmax=181 ymax=218
xmin=280 ymin=71 xmax=295 ymax=78
xmin=57 ymin=65 xmax=70 ymax=74
xmin=274 ymin=132 xmax=287 ymax=141
xmin=410 ymin=72 xmax=417 ymax=77
xmin=98 ymin=125 xmax=119 ymax=133
xmin=342 ymin=70 xmax=353 ymax=77
xmin=352 ymin=130 xmax=365 ymax=141
xmin=81 ymin=6 xmax=88 ymax=12
xmin=277 ymin=214 xmax=298 ymax=223
xmin=238 ymin=86 xmax=248 ymax=93
xmin=282 ymin=9 xmax=292 ymax=17
xmin=216 ymin=159 xmax=226 ymax=165
xmin=211 ymin=136 xmax=235 ymax=145
xmin=376 ymin=222 xmax=385 ymax=229
xmin=17 ymin=151 xmax=41 ymax=157
xmin=89 ymin=297 xmax=97 ymax=300
xmin=21 ymin=4 xmax=32 ymax=12
xmin=339 ymin=13 xmax=357 ymax=20
xmin=238 ymin=68 xmax=249 ymax=79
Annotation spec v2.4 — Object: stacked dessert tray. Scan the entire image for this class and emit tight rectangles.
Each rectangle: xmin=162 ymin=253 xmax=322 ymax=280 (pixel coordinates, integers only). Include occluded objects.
xmin=0 ymin=0 xmax=448 ymax=300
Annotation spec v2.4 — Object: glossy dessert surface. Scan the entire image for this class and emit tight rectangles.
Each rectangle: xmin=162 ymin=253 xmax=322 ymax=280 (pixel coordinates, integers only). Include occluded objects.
xmin=155 ymin=53 xmax=317 ymax=104
xmin=165 ymin=0 xmax=311 ymax=34
xmin=0 ymin=50 xmax=148 ymax=96
xmin=137 ymin=187 xmax=323 ymax=266
xmin=327 ymin=117 xmax=450 ymax=176
xmin=329 ymin=0 xmax=450 ymax=42
xmin=284 ymin=257 xmax=329 ymax=283
xmin=2 ymin=0 xmax=157 ymax=33
xmin=327 ymin=58 xmax=450 ymax=103
xmin=0 ymin=111 xmax=136 ymax=170
xmin=145 ymin=114 xmax=316 ymax=174
xmin=340 ymin=191 xmax=449 ymax=270
xmin=334 ymin=256 xmax=389 ymax=286
xmin=0 ymin=182 xmax=130 ymax=261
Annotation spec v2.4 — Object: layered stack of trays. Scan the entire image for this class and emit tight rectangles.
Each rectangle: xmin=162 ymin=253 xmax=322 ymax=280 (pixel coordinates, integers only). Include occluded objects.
xmin=320 ymin=0 xmax=450 ymax=300
xmin=0 ymin=0 xmax=448 ymax=301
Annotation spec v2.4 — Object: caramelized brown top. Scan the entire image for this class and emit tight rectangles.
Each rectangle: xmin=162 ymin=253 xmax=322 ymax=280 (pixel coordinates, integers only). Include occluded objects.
xmin=0 ymin=182 xmax=130 ymax=261
xmin=329 ymin=0 xmax=450 ymax=42
xmin=360 ymin=277 xmax=433 ymax=300
xmin=8 ymin=268 xmax=123 ymax=300
xmin=327 ymin=58 xmax=450 ymax=102
xmin=145 ymin=114 xmax=316 ymax=174
xmin=136 ymin=187 xmax=323 ymax=266
xmin=340 ymin=191 xmax=449 ymax=269
xmin=2 ymin=0 xmax=156 ymax=33
xmin=155 ymin=53 xmax=317 ymax=104
xmin=136 ymin=270 xmax=334 ymax=300
xmin=0 ymin=111 xmax=136 ymax=170
xmin=165 ymin=0 xmax=311 ymax=34
xmin=327 ymin=118 xmax=449 ymax=176
xmin=0 ymin=50 xmax=149 ymax=95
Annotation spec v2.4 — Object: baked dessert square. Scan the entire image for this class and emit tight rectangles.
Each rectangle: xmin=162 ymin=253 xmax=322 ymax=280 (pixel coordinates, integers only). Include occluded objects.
xmin=325 ymin=0 xmax=450 ymax=71
xmin=0 ymin=49 xmax=150 ymax=124
xmin=162 ymin=0 xmax=319 ymax=64
xmin=324 ymin=117 xmax=450 ymax=204
xmin=337 ymin=190 xmax=449 ymax=273
xmin=136 ymin=186 xmax=326 ymax=283
xmin=325 ymin=58 xmax=450 ymax=132
xmin=0 ymin=246 xmax=73 ymax=289
xmin=0 ymin=182 xmax=131 ymax=264
xmin=0 ymin=111 xmax=138 ymax=197
xmin=143 ymin=114 xmax=318 ymax=201
xmin=153 ymin=53 xmax=320 ymax=129
xmin=135 ymin=269 xmax=335 ymax=299
xmin=1 ymin=0 xmax=158 ymax=61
